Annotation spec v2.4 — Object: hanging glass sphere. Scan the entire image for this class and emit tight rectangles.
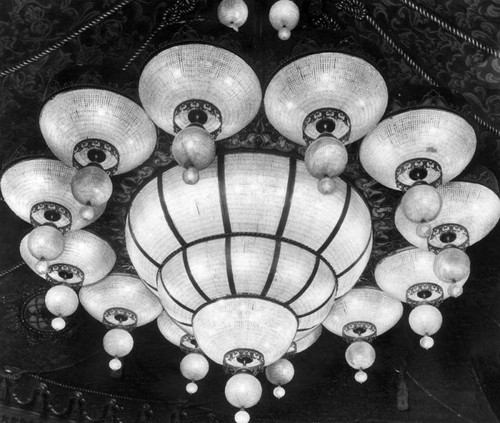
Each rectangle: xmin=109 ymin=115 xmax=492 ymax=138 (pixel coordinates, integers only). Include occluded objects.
xmin=109 ymin=357 xmax=122 ymax=371
xmin=182 ymin=167 xmax=200 ymax=185
xmin=408 ymin=304 xmax=442 ymax=349
xmin=45 ymin=285 xmax=79 ymax=317
xmin=265 ymin=358 xmax=295 ymax=386
xmin=71 ymin=164 xmax=113 ymax=207
xmin=345 ymin=340 xmax=376 ymax=371
xmin=36 ymin=259 xmax=49 ymax=275
xmin=354 ymin=370 xmax=368 ymax=384
xmin=400 ymin=184 xmax=442 ymax=223
xmin=269 ymin=0 xmax=300 ymax=40
xmin=225 ymin=373 xmax=262 ymax=409
xmin=419 ymin=335 xmax=434 ymax=350
xmin=103 ymin=328 xmax=134 ymax=358
xmin=448 ymin=283 xmax=464 ymax=298
xmin=235 ymin=410 xmax=250 ymax=423
xmin=416 ymin=223 xmax=432 ymax=239
xmin=172 ymin=124 xmax=216 ymax=184
xmin=273 ymin=386 xmax=286 ymax=399
xmin=218 ymin=0 xmax=248 ymax=31
xmin=304 ymin=135 xmax=348 ymax=194
xmin=80 ymin=205 xmax=95 ymax=221
xmin=27 ymin=225 xmax=65 ymax=261
xmin=186 ymin=382 xmax=198 ymax=394
xmin=51 ymin=316 xmax=66 ymax=331
xmin=433 ymin=247 xmax=470 ymax=283
xmin=180 ymin=353 xmax=210 ymax=382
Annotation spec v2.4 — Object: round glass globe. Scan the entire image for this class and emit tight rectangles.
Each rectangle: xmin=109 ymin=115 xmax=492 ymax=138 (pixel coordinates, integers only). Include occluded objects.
xmin=45 ymin=285 xmax=79 ymax=317
xmin=180 ymin=353 xmax=209 ymax=382
xmin=345 ymin=340 xmax=376 ymax=370
xmin=355 ymin=370 xmax=368 ymax=384
xmin=235 ymin=410 xmax=250 ymax=423
xmin=71 ymin=165 xmax=112 ymax=207
xmin=186 ymin=382 xmax=198 ymax=394
xmin=416 ymin=223 xmax=432 ymax=239
xmin=420 ymin=335 xmax=435 ymax=350
xmin=273 ymin=386 xmax=286 ymax=399
xmin=172 ymin=124 xmax=216 ymax=173
xmin=51 ymin=316 xmax=66 ymax=331
xmin=80 ymin=205 xmax=95 ymax=221
xmin=265 ymin=358 xmax=294 ymax=386
xmin=36 ymin=259 xmax=49 ymax=275
xmin=433 ymin=247 xmax=470 ymax=283
xmin=28 ymin=225 xmax=65 ymax=261
xmin=225 ymin=373 xmax=262 ymax=409
xmin=400 ymin=184 xmax=442 ymax=223
xmin=304 ymin=135 xmax=348 ymax=182
xmin=183 ymin=167 xmax=200 ymax=185
xmin=278 ymin=28 xmax=291 ymax=40
xmin=109 ymin=358 xmax=122 ymax=371
xmin=103 ymin=328 xmax=134 ymax=358
xmin=217 ymin=0 xmax=248 ymax=31
xmin=448 ymin=283 xmax=464 ymax=298
xmin=318 ymin=177 xmax=336 ymax=195
xmin=408 ymin=304 xmax=442 ymax=337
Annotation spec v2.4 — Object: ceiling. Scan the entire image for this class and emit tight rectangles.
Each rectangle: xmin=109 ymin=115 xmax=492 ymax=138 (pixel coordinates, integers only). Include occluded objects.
xmin=0 ymin=0 xmax=500 ymax=422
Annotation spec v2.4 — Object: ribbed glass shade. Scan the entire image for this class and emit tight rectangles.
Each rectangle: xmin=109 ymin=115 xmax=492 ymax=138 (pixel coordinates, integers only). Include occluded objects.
xmin=0 ymin=158 xmax=105 ymax=230
xmin=157 ymin=310 xmax=190 ymax=347
xmin=79 ymin=273 xmax=162 ymax=326
xmin=139 ymin=43 xmax=261 ymax=139
xmin=322 ymin=288 xmax=403 ymax=337
xmin=20 ymin=229 xmax=116 ymax=286
xmin=264 ymin=52 xmax=388 ymax=145
xmin=360 ymin=109 xmax=476 ymax=190
xmin=40 ymin=88 xmax=157 ymax=175
xmin=193 ymin=297 xmax=297 ymax=365
xmin=375 ymin=247 xmax=468 ymax=303
xmin=294 ymin=325 xmax=322 ymax=354
xmin=395 ymin=181 xmax=500 ymax=249
xmin=126 ymin=152 xmax=372 ymax=299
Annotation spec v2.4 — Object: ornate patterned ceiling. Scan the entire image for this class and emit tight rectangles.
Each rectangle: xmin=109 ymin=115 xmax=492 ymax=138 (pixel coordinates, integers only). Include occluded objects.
xmin=0 ymin=1 xmax=500 ymax=422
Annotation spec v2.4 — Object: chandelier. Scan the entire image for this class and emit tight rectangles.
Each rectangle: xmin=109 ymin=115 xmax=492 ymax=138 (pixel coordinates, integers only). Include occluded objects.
xmin=0 ymin=2 xmax=499 ymax=422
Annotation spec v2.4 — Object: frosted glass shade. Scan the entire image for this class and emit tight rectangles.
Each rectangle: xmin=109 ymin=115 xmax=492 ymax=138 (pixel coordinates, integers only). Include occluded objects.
xmin=40 ymin=88 xmax=157 ymax=175
xmin=139 ymin=43 xmax=261 ymax=139
xmin=264 ymin=52 xmax=388 ymax=145
xmin=1 ymin=158 xmax=105 ymax=230
xmin=79 ymin=273 xmax=162 ymax=326
xmin=322 ymin=288 xmax=403 ymax=338
xmin=360 ymin=109 xmax=476 ymax=190
xmin=375 ymin=247 xmax=468 ymax=303
xmin=21 ymin=229 xmax=116 ymax=287
xmin=157 ymin=311 xmax=189 ymax=347
xmin=294 ymin=325 xmax=322 ymax=353
xmin=395 ymin=180 xmax=500 ymax=249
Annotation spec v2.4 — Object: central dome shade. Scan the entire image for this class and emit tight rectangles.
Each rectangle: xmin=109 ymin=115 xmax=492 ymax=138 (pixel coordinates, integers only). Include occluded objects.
xmin=126 ymin=151 xmax=372 ymax=299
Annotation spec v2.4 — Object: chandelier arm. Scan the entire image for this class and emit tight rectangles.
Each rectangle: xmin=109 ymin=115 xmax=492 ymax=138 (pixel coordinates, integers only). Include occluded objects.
xmin=399 ymin=0 xmax=500 ymax=59
xmin=0 ymin=0 xmax=135 ymax=78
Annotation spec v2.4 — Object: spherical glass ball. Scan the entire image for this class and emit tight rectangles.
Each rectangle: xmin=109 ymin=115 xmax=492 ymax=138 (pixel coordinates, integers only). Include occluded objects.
xmin=318 ymin=177 xmax=336 ymax=195
xmin=345 ymin=340 xmax=376 ymax=370
xmin=80 ymin=205 xmax=95 ymax=221
xmin=448 ymin=283 xmax=464 ymax=298
xmin=45 ymin=285 xmax=79 ymax=317
xmin=182 ymin=167 xmax=200 ymax=185
xmin=304 ymin=136 xmax=348 ymax=182
xmin=103 ymin=328 xmax=134 ymax=358
xmin=36 ymin=259 xmax=49 ymax=275
xmin=273 ymin=386 xmax=285 ymax=399
xmin=235 ymin=410 xmax=250 ymax=423
xmin=51 ymin=316 xmax=66 ymax=331
xmin=109 ymin=358 xmax=122 ymax=371
xmin=172 ymin=124 xmax=216 ymax=172
xmin=400 ymin=184 xmax=442 ymax=223
xmin=186 ymin=382 xmax=198 ymax=394
xmin=433 ymin=247 xmax=470 ymax=283
xmin=28 ymin=225 xmax=65 ymax=261
xmin=180 ymin=353 xmax=209 ymax=382
xmin=408 ymin=304 xmax=442 ymax=337
xmin=355 ymin=370 xmax=368 ymax=384
xmin=278 ymin=28 xmax=291 ymax=40
xmin=269 ymin=0 xmax=300 ymax=39
xmin=420 ymin=335 xmax=435 ymax=350
xmin=416 ymin=223 xmax=432 ymax=239
xmin=265 ymin=358 xmax=294 ymax=386
xmin=217 ymin=0 xmax=248 ymax=31
xmin=71 ymin=165 xmax=112 ymax=207
xmin=225 ymin=373 xmax=262 ymax=409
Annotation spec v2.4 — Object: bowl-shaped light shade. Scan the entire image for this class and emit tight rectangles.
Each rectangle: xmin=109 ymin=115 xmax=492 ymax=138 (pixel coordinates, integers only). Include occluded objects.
xmin=192 ymin=297 xmax=298 ymax=366
xmin=408 ymin=304 xmax=442 ymax=336
xmin=45 ymin=285 xmax=79 ymax=317
xmin=294 ymin=325 xmax=322 ymax=353
xmin=395 ymin=181 xmax=500 ymax=249
xmin=322 ymin=288 xmax=403 ymax=337
xmin=264 ymin=52 xmax=388 ymax=145
xmin=225 ymin=373 xmax=262 ymax=409
xmin=139 ymin=43 xmax=261 ymax=139
xmin=375 ymin=247 xmax=468 ymax=303
xmin=39 ymin=88 xmax=157 ymax=175
xmin=79 ymin=273 xmax=162 ymax=326
xmin=20 ymin=230 xmax=116 ymax=287
xmin=1 ymin=158 xmax=105 ymax=230
xmin=103 ymin=328 xmax=134 ymax=357
xmin=126 ymin=151 xmax=372 ymax=298
xmin=360 ymin=109 xmax=476 ymax=190
xmin=27 ymin=225 xmax=65 ymax=261
xmin=157 ymin=310 xmax=189 ymax=347
xmin=265 ymin=358 xmax=295 ymax=386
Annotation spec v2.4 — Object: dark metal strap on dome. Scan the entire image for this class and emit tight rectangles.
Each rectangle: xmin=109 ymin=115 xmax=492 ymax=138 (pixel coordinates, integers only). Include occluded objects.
xmin=427 ymin=224 xmax=469 ymax=254
xmin=103 ymin=308 xmax=137 ymax=331
xmin=342 ymin=321 xmax=377 ymax=343
xmin=395 ymin=158 xmax=442 ymax=191
xmin=406 ymin=283 xmax=443 ymax=308
xmin=223 ymin=349 xmax=265 ymax=376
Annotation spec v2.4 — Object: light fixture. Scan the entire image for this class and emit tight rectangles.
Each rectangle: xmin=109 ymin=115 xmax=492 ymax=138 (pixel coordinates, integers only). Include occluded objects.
xmin=218 ymin=0 xmax=249 ymax=32
xmin=264 ymin=38 xmax=388 ymax=193
xmin=269 ymin=0 xmax=300 ymax=40
xmin=360 ymin=87 xmax=476 ymax=228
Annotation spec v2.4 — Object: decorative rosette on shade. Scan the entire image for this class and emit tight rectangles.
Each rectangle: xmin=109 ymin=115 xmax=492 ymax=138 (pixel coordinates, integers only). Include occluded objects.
xmin=0 ymin=158 xmax=105 ymax=231
xmin=79 ymin=273 xmax=163 ymax=369
xmin=322 ymin=287 xmax=403 ymax=382
xmin=139 ymin=42 xmax=261 ymax=183
xmin=264 ymin=46 xmax=387 ymax=191
xmin=126 ymin=150 xmax=371 ymax=414
xmin=20 ymin=229 xmax=116 ymax=287
xmin=395 ymin=166 xmax=500 ymax=252
xmin=360 ymin=87 xmax=476 ymax=225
